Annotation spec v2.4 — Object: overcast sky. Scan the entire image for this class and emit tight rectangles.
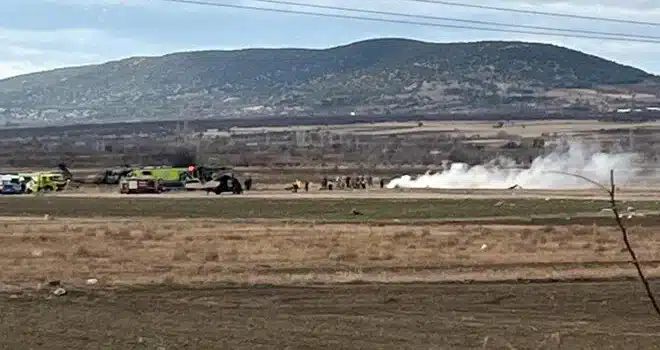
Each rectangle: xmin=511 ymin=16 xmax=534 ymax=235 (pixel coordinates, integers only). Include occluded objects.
xmin=1 ymin=0 xmax=659 ymax=79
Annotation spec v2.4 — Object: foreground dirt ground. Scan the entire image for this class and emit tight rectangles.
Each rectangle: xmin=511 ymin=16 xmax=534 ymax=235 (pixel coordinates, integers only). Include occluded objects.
xmin=2 ymin=281 xmax=659 ymax=349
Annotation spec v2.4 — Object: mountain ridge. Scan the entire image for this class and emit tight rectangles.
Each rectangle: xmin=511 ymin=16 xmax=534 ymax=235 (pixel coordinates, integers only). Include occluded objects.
xmin=0 ymin=37 xmax=658 ymax=125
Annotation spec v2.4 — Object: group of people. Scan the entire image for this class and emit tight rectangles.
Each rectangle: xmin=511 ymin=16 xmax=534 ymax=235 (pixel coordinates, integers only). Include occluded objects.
xmin=286 ymin=174 xmax=391 ymax=193
xmin=319 ymin=175 xmax=386 ymax=191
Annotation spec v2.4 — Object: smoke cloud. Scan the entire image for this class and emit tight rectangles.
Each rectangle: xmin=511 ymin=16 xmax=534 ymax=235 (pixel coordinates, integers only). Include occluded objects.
xmin=386 ymin=140 xmax=646 ymax=190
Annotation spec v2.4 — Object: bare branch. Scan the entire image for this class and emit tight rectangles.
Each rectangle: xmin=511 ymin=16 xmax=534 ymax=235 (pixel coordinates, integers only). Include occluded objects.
xmin=551 ymin=169 xmax=660 ymax=317
xmin=543 ymin=170 xmax=610 ymax=195
xmin=607 ymin=169 xmax=660 ymax=317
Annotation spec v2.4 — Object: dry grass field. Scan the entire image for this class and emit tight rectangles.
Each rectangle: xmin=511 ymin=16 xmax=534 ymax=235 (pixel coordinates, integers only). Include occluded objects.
xmin=233 ymin=119 xmax=660 ymax=138
xmin=3 ymin=218 xmax=660 ymax=289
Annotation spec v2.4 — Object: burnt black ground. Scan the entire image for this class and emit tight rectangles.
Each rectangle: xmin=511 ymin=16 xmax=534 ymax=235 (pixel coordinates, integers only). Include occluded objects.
xmin=1 ymin=280 xmax=659 ymax=349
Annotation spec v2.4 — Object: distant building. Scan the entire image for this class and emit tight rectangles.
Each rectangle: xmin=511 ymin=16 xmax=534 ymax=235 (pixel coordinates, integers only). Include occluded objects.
xmin=201 ymin=128 xmax=231 ymax=138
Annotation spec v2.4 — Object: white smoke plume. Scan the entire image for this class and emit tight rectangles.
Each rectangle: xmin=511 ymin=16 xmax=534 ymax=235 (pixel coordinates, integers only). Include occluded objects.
xmin=386 ymin=140 xmax=647 ymax=190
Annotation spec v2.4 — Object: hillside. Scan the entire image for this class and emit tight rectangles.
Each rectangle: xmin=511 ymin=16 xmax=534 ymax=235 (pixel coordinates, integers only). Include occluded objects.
xmin=0 ymin=38 xmax=658 ymax=125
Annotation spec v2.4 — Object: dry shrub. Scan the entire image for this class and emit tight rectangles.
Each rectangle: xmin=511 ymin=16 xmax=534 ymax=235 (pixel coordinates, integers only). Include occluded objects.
xmin=108 ymin=227 xmax=132 ymax=240
xmin=21 ymin=234 xmax=56 ymax=242
xmin=476 ymin=226 xmax=493 ymax=236
xmin=519 ymin=228 xmax=533 ymax=240
xmin=69 ymin=225 xmax=84 ymax=233
xmin=224 ymin=235 xmax=245 ymax=241
xmin=594 ymin=236 xmax=611 ymax=245
xmin=329 ymin=250 xmax=358 ymax=261
xmin=224 ymin=246 xmax=240 ymax=262
xmin=595 ymin=245 xmax=608 ymax=253
xmin=571 ymin=225 xmax=596 ymax=236
xmin=156 ymin=232 xmax=174 ymax=241
xmin=161 ymin=274 xmax=175 ymax=285
xmin=457 ymin=225 xmax=470 ymax=235
xmin=538 ymin=235 xmax=548 ymax=244
xmin=541 ymin=225 xmax=555 ymax=233
xmin=130 ymin=229 xmax=154 ymax=241
xmin=84 ymin=228 xmax=96 ymax=237
xmin=51 ymin=251 xmax=68 ymax=260
xmin=393 ymin=230 xmax=415 ymax=240
xmin=438 ymin=236 xmax=460 ymax=248
xmin=171 ymin=248 xmax=190 ymax=261
xmin=204 ymin=250 xmax=219 ymax=262
xmin=368 ymin=251 xmax=394 ymax=261
xmin=73 ymin=245 xmax=107 ymax=258
xmin=455 ymin=253 xmax=471 ymax=260
xmin=329 ymin=232 xmax=342 ymax=245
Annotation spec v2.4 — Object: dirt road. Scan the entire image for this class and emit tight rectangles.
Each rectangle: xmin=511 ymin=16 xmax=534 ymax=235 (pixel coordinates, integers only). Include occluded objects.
xmin=28 ymin=186 xmax=660 ymax=201
xmin=2 ymin=280 xmax=658 ymax=349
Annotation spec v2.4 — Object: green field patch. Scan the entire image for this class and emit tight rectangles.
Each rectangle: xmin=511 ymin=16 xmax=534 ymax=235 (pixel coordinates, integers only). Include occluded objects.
xmin=0 ymin=197 xmax=658 ymax=221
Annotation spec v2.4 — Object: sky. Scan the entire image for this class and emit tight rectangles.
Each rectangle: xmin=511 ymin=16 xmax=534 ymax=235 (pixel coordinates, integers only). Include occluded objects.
xmin=1 ymin=0 xmax=659 ymax=79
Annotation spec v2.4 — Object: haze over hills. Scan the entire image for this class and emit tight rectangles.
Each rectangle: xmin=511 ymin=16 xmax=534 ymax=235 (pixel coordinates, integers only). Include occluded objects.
xmin=0 ymin=38 xmax=658 ymax=126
